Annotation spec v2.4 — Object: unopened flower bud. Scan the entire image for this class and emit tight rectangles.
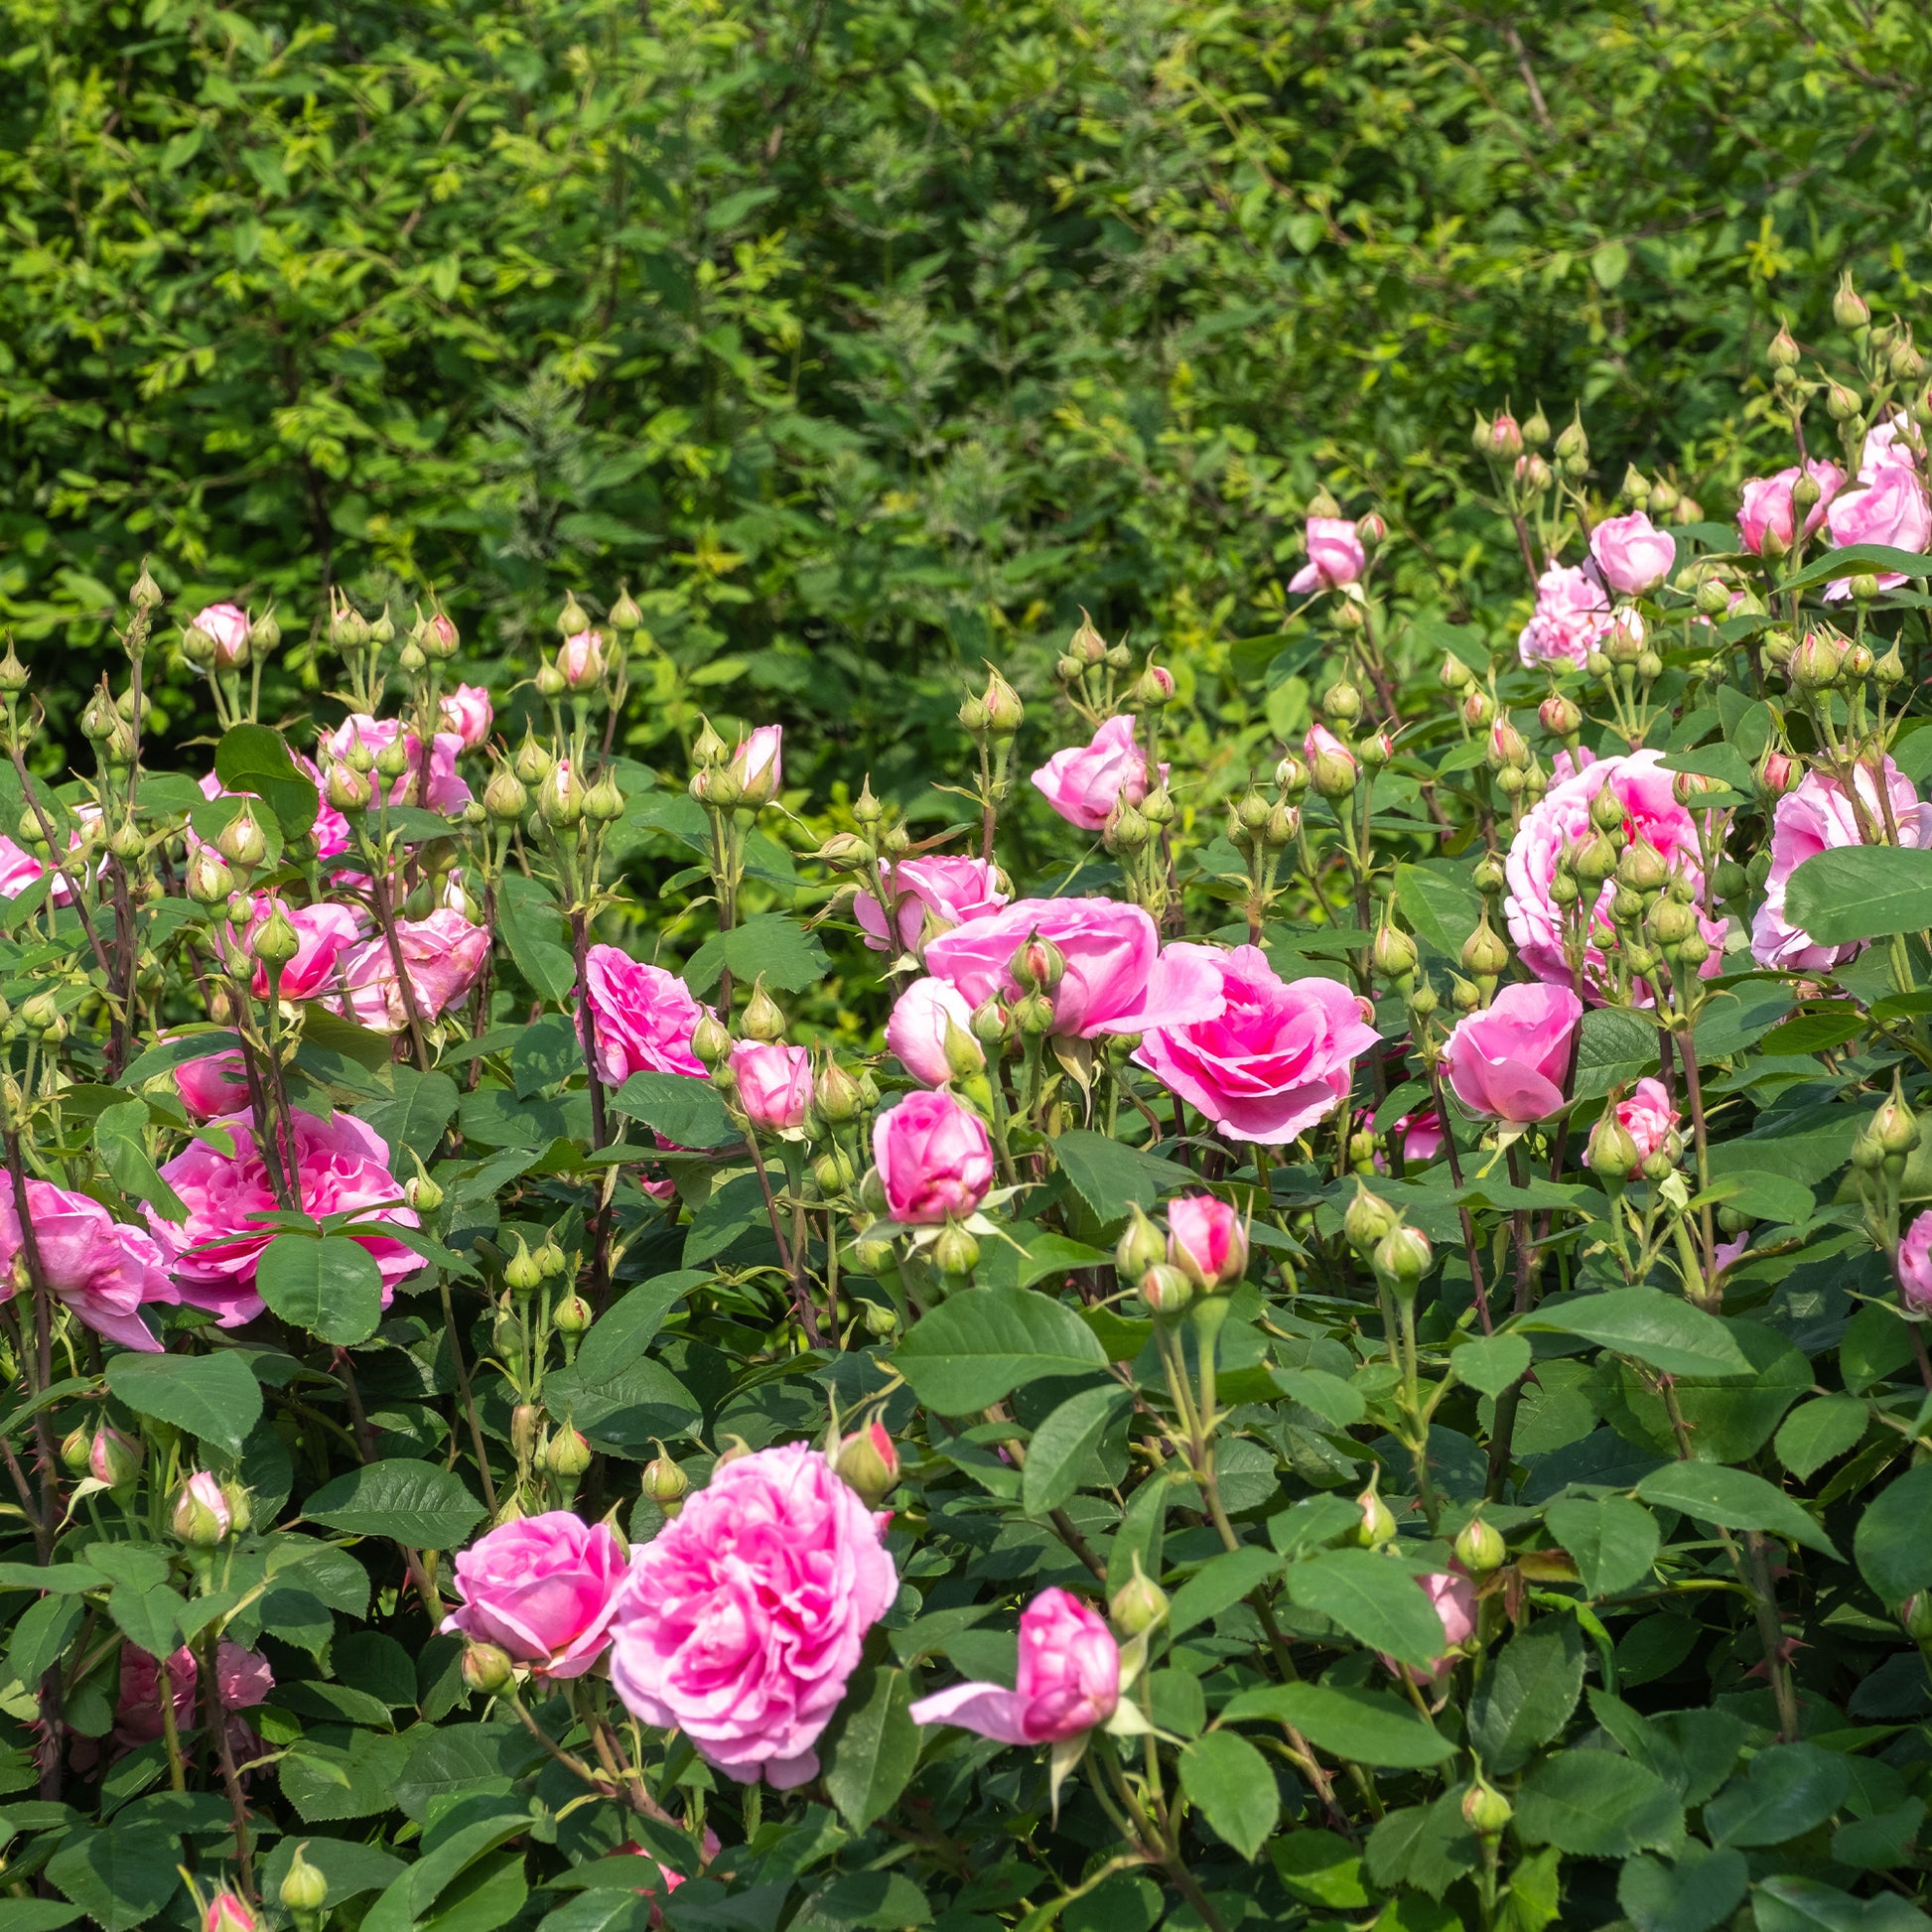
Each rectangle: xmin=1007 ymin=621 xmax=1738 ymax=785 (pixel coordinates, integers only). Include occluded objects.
xmin=1116 ymin=1203 xmax=1167 ymax=1280
xmin=1012 ymin=934 xmax=1066 ymax=994
xmin=1344 ymin=1181 xmax=1400 ymax=1254
xmin=61 ymin=1426 xmax=90 ymax=1474
xmin=816 ymin=1058 xmax=863 ymax=1125
xmin=1274 ymin=753 xmax=1309 ymax=799
xmin=172 ymin=1471 xmax=232 ymax=1546
xmin=1140 ymin=1262 xmax=1193 ymax=1319
xmin=1372 ymin=1224 xmax=1432 ymax=1299
xmin=692 ymin=1012 xmax=733 ymax=1069
xmin=1371 ymin=920 xmax=1418 ymax=986
xmin=1589 ymin=1110 xmax=1643 ymax=1180
xmin=554 ymin=1293 xmax=593 ymax=1337
xmin=983 ymin=667 xmax=1025 ymax=736
xmin=1352 ymin=1478 xmax=1396 ymax=1549
xmin=1460 ymin=914 xmax=1509 ymax=980
xmin=1834 ymin=273 xmax=1869 ymax=333
xmin=186 ymin=847 xmax=235 ymax=905
xmin=1874 ymin=1084 xmax=1920 ymax=1156
xmin=834 ymin=1421 xmax=899 ymax=1507
xmin=206 ymin=1890 xmax=258 ymax=1932
xmin=1111 ymin=1554 xmax=1170 ymax=1637
xmin=742 ymin=979 xmax=787 ymax=1042
xmin=462 ymin=1641 xmax=516 ymax=1695
xmin=933 ymin=1222 xmax=981 ymax=1278
xmin=1462 ymin=1781 xmax=1513 ymax=1837
xmin=542 ymin=1426 xmax=593 ymax=1480
xmin=1454 ymin=1516 xmax=1507 ymax=1577
xmin=513 ymin=730 xmax=555 ymax=787
xmin=642 ymin=1449 xmax=689 ymax=1516
xmin=538 ymin=759 xmax=584 ymax=827
xmin=504 ymin=1236 xmax=544 ymax=1296
xmin=89 ymin=1425 xmax=143 ymax=1490
xmin=1903 ymin=1591 xmax=1932 ymax=1646
xmin=215 ymin=806 xmax=267 ymax=871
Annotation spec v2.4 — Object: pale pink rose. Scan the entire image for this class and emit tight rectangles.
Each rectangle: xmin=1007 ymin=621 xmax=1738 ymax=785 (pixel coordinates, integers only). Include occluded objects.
xmin=174 ymin=1047 xmax=250 ymax=1122
xmin=1381 ymin=1570 xmax=1477 ymax=1693
xmin=1168 ymin=1195 xmax=1247 ymax=1289
xmin=1392 ymin=1108 xmax=1445 ymax=1167
xmin=731 ymin=725 xmax=783 ymax=806
xmin=151 ymin=1108 xmax=420 ymax=1325
xmin=326 ymin=714 xmax=473 ymax=814
xmin=873 ymin=1089 xmax=995 ymax=1225
xmin=241 ymin=896 xmax=365 ymax=1002
xmin=730 ymin=1040 xmax=813 ymax=1131
xmin=910 ymin=1587 xmax=1119 ymax=1744
xmin=196 ymin=759 xmax=350 ymax=863
xmin=439 ymin=683 xmax=493 ymax=750
xmin=886 ymin=977 xmax=980 ymax=1087
xmin=1736 ymin=461 xmax=1844 ymax=554
xmin=0 ymin=801 xmax=102 ymax=906
xmin=1613 ymin=1077 xmax=1679 ymax=1163
xmin=1588 ymin=511 xmax=1676 ymax=595
xmin=0 ymin=1174 xmax=177 ymax=1353
xmin=1862 ymin=410 xmax=1918 ymax=480
xmin=0 ymin=837 xmax=44 ymax=898
xmin=1897 ymin=1210 xmax=1932 ymax=1314
xmin=1751 ymin=759 xmax=1932 ymax=971
xmin=1031 ymin=714 xmax=1166 ymax=833
xmin=1442 ymin=982 xmax=1583 ymax=1123
xmin=1133 ymin=944 xmax=1377 ymax=1145
xmin=178 ymin=1469 xmax=232 ymax=1540
xmin=441 ymin=1512 xmax=629 ymax=1680
xmin=1303 ymin=721 xmax=1358 ymax=785
xmin=855 ymin=856 xmax=1009 ymax=953
xmin=608 ymin=1441 xmax=898 ymax=1788
xmin=1824 ymin=465 xmax=1932 ymax=598
xmin=1504 ymin=749 xmax=1725 ymax=995
xmin=560 ymin=629 xmax=606 ymax=687
xmin=114 ymin=1639 xmax=272 ymax=1758
xmin=582 ymin=946 xmax=706 ymax=1086
xmin=206 ymin=1893 xmax=256 ymax=1932
xmin=193 ymin=603 xmax=251 ymax=669
xmin=925 ymin=897 xmax=1223 ymax=1040
xmin=1289 ymin=517 xmax=1366 ymax=594
xmin=329 ymin=909 xmax=488 ymax=1031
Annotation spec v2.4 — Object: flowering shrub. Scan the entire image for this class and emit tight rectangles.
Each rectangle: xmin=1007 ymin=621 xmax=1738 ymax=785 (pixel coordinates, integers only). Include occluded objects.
xmin=8 ymin=284 xmax=1932 ymax=1932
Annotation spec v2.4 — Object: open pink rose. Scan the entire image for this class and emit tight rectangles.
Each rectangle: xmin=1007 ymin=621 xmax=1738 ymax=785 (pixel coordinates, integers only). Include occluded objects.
xmin=1736 ymin=460 xmax=1843 ymax=554
xmin=1614 ymin=1077 xmax=1679 ymax=1163
xmin=910 ymin=1587 xmax=1119 ymax=1745
xmin=1751 ymin=759 xmax=1932 ymax=971
xmin=193 ymin=603 xmax=251 ymax=669
xmin=583 ymin=947 xmax=706 ymax=1085
xmin=1289 ymin=517 xmax=1366 ymax=594
xmin=114 ymin=1639 xmax=271 ymax=1758
xmin=241 ymin=896 xmax=364 ymax=1001
xmin=1504 ymin=749 xmax=1725 ymax=995
xmin=1031 ymin=715 xmax=1166 ymax=833
xmin=1380 ymin=1571 xmax=1476 ymax=1694
xmin=326 ymin=714 xmax=473 ymax=814
xmin=1863 ymin=410 xmax=1918 ymax=479
xmin=1168 ymin=1195 xmax=1247 ymax=1289
xmin=0 ymin=1174 xmax=177 ymax=1353
xmin=1825 ymin=465 xmax=1932 ymax=598
xmin=1442 ymin=983 xmax=1583 ymax=1123
xmin=855 ymin=856 xmax=1008 ymax=954
xmin=1588 ymin=511 xmax=1676 ymax=595
xmin=151 ymin=1109 xmax=420 ymax=1326
xmin=1133 ymin=944 xmax=1377 ymax=1144
xmin=1390 ymin=1108 xmax=1445 ymax=1168
xmin=329 ymin=909 xmax=488 ymax=1032
xmin=442 ymin=1512 xmax=629 ymax=1680
xmin=439 ymin=683 xmax=494 ymax=750
xmin=1898 ymin=1210 xmax=1932 ymax=1313
xmin=175 ymin=1046 xmax=250 ymax=1122
xmin=874 ymin=1090 xmax=995 ymax=1225
xmin=731 ymin=1040 xmax=813 ymax=1132
xmin=886 ymin=977 xmax=981 ymax=1087
xmin=608 ymin=1441 xmax=898 ymax=1789
xmin=926 ymin=897 xmax=1222 ymax=1040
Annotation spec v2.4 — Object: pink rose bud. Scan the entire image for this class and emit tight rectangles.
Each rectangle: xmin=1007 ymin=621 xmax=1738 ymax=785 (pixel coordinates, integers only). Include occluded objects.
xmin=1736 ymin=461 xmax=1844 ymax=554
xmin=886 ymin=977 xmax=983 ymax=1087
xmin=88 ymin=1425 xmax=143 ymax=1490
xmin=1611 ymin=1077 xmax=1679 ymax=1164
xmin=730 ymin=1040 xmax=814 ymax=1132
xmin=833 ymin=1420 xmax=899 ymax=1507
xmin=872 ymin=1089 xmax=996 ymax=1224
xmin=1288 ymin=517 xmax=1367 ymax=594
xmin=1166 ymin=1194 xmax=1248 ymax=1292
xmin=1380 ymin=1569 xmax=1478 ymax=1693
xmin=1587 ymin=511 xmax=1677 ymax=595
xmin=174 ymin=1045 xmax=251 ymax=1121
xmin=440 ymin=1511 xmax=630 ymax=1679
xmin=1442 ymin=982 xmax=1583 ymax=1123
xmin=558 ymin=628 xmax=606 ymax=689
xmin=1031 ymin=714 xmax=1167 ymax=832
xmin=730 ymin=725 xmax=783 ymax=807
xmin=1898 ymin=1210 xmax=1932 ymax=1314
xmin=173 ymin=1470 xmax=232 ymax=1546
xmin=439 ymin=682 xmax=494 ymax=750
xmin=194 ymin=603 xmax=252 ymax=671
xmin=205 ymin=1892 xmax=257 ymax=1932
xmin=910 ymin=1587 xmax=1120 ymax=1743
xmin=855 ymin=855 xmax=1009 ymax=954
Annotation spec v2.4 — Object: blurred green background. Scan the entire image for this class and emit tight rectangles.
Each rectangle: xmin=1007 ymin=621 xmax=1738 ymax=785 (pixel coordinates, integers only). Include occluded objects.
xmin=3 ymin=0 xmax=1928 ymax=791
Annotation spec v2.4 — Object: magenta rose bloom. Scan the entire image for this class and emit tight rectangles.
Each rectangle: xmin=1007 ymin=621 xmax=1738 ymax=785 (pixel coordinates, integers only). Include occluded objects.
xmin=731 ymin=1040 xmax=813 ymax=1132
xmin=608 ymin=1441 xmax=898 ymax=1788
xmin=0 ymin=1174 xmax=177 ymax=1353
xmin=326 ymin=714 xmax=473 ymax=813
xmin=193 ymin=603 xmax=251 ymax=669
xmin=926 ymin=897 xmax=1222 ymax=1040
xmin=1898 ymin=1211 xmax=1932 ymax=1314
xmin=152 ymin=1109 xmax=420 ymax=1325
xmin=1751 ymin=759 xmax=1932 ymax=971
xmin=910 ymin=1587 xmax=1119 ymax=1745
xmin=1443 ymin=983 xmax=1583 ymax=1124
xmin=1289 ymin=516 xmax=1366 ymax=594
xmin=1168 ymin=1195 xmax=1247 ymax=1289
xmin=1588 ymin=510 xmax=1676 ymax=595
xmin=439 ymin=683 xmax=494 ymax=750
xmin=1133 ymin=943 xmax=1377 ymax=1145
xmin=873 ymin=1090 xmax=995 ymax=1225
xmin=886 ymin=977 xmax=981 ymax=1087
xmin=1504 ymin=749 xmax=1725 ymax=995
xmin=175 ymin=1046 xmax=251 ymax=1122
xmin=441 ymin=1512 xmax=629 ymax=1680
xmin=855 ymin=856 xmax=1008 ymax=954
xmin=1390 ymin=1108 xmax=1445 ymax=1168
xmin=1824 ymin=465 xmax=1932 ymax=599
xmin=583 ymin=946 xmax=706 ymax=1086
xmin=241 ymin=896 xmax=365 ymax=1002
xmin=330 ymin=909 xmax=488 ymax=1032
xmin=1031 ymin=715 xmax=1166 ymax=833
xmin=1613 ymin=1077 xmax=1679 ymax=1163
xmin=1736 ymin=460 xmax=1843 ymax=555
xmin=114 ymin=1639 xmax=271 ymax=1758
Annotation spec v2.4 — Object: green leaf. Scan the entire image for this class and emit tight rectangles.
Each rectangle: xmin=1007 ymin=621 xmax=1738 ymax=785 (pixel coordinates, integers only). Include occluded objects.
xmin=1467 ymin=1619 xmax=1584 ymax=1774
xmin=1168 ymin=1546 xmax=1283 ymax=1639
xmin=94 ymin=1098 xmax=186 ymax=1223
xmin=610 ymin=1070 xmax=738 ymax=1150
xmin=1450 ymin=1331 xmax=1530 ymax=1398
xmin=1268 ymin=1366 xmax=1366 ymax=1428
xmin=8 ymin=1593 xmax=82 ymax=1688
xmin=1022 ymin=1385 xmax=1130 ymax=1518
xmin=1515 ymin=1288 xmax=1750 ymax=1377
xmin=1705 ymin=1741 xmax=1851 ymax=1848
xmin=1050 ymin=1130 xmax=1182 ymax=1220
xmin=892 ymin=1287 xmax=1108 ymax=1413
xmin=1616 ymin=1844 xmax=1749 ymax=1932
xmin=106 ymin=1584 xmax=185 ymax=1660
xmin=1221 ymin=1683 xmax=1453 ymax=1768
xmin=106 ymin=1350 xmax=262 ymax=1458
xmin=684 ymin=913 xmax=830 ymax=998
xmin=0 ymin=1905 xmax=84 ymax=1932
xmin=214 ymin=722 xmax=319 ymax=839
xmin=574 ymin=1273 xmax=704 ymax=1387
xmin=305 ymin=1458 xmax=484 ymax=1549
xmin=255 ymin=1233 xmax=386 ymax=1345
xmin=1784 ymin=845 xmax=1932 ymax=945
xmin=1513 ymin=1752 xmax=1682 ymax=1855
xmin=495 ymin=873 xmax=577 ymax=1002
xmin=1754 ymin=1875 xmax=1932 ymax=1932
xmin=1858 ymin=1461 xmax=1932 ymax=1608
xmin=509 ymin=1013 xmax=583 ymax=1099
xmin=820 ymin=1664 xmax=919 ymax=1833
xmin=1179 ymin=1729 xmax=1279 ymax=1860
xmin=1776 ymin=1395 xmax=1868 ymax=1480
xmin=1394 ymin=860 xmax=1480 ymax=961
xmin=1283 ymin=1552 xmax=1447 ymax=1668
xmin=356 ymin=1067 xmax=460 ymax=1164
xmin=1636 ymin=1461 xmax=1837 ymax=1557
xmin=115 ymin=1029 xmax=244 ymax=1091
xmin=45 ymin=1824 xmax=182 ymax=1932
xmin=1545 ymin=1496 xmax=1659 ymax=1597
xmin=1782 ymin=542 xmax=1932 ymax=590
xmin=258 ymin=1837 xmax=406 ymax=1909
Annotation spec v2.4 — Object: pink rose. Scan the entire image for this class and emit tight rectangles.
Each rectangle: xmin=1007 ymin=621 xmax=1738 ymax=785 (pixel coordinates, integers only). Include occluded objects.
xmin=326 ymin=714 xmax=473 ymax=814
xmin=855 ymin=856 xmax=1009 ymax=954
xmin=1133 ymin=944 xmax=1377 ymax=1145
xmin=329 ymin=909 xmax=488 ymax=1032
xmin=1168 ymin=1195 xmax=1247 ymax=1289
xmin=241 ymin=896 xmax=364 ymax=1002
xmin=151 ymin=1109 xmax=420 ymax=1325
xmin=1898 ymin=1210 xmax=1932 ymax=1314
xmin=1289 ymin=517 xmax=1367 ymax=594
xmin=1736 ymin=461 xmax=1844 ymax=554
xmin=1031 ymin=715 xmax=1166 ymax=833
xmin=1751 ymin=759 xmax=1932 ymax=971
xmin=1303 ymin=721 xmax=1358 ymax=788
xmin=0 ymin=836 xmax=45 ymax=899
xmin=441 ymin=1512 xmax=629 ymax=1680
xmin=731 ymin=725 xmax=783 ymax=806
xmin=926 ymin=897 xmax=1223 ymax=1040
xmin=114 ymin=1639 xmax=270 ymax=1759
xmin=1588 ymin=511 xmax=1676 ymax=595
xmin=439 ymin=683 xmax=494 ymax=750
xmin=886 ymin=977 xmax=981 ymax=1087
xmin=1613 ymin=1077 xmax=1679 ymax=1163
xmin=1442 ymin=982 xmax=1583 ymax=1123
xmin=608 ymin=1441 xmax=898 ymax=1788
xmin=175 ymin=1047 xmax=250 ymax=1122
xmin=1825 ymin=466 xmax=1932 ymax=598
xmin=1862 ymin=410 xmax=1918 ymax=480
xmin=583 ymin=947 xmax=706 ymax=1086
xmin=910 ymin=1587 xmax=1119 ymax=1744
xmin=0 ymin=1174 xmax=177 ymax=1353
xmin=193 ymin=603 xmax=251 ymax=669
xmin=873 ymin=1090 xmax=995 ymax=1225
xmin=730 ymin=1040 xmax=813 ymax=1132
xmin=1381 ymin=1571 xmax=1476 ymax=1693
xmin=560 ymin=629 xmax=606 ymax=688
xmin=1504 ymin=749 xmax=1725 ymax=995
xmin=0 ymin=802 xmax=101 ymax=906
xmin=206 ymin=1894 xmax=256 ymax=1932
xmin=1391 ymin=1108 xmax=1445 ymax=1168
